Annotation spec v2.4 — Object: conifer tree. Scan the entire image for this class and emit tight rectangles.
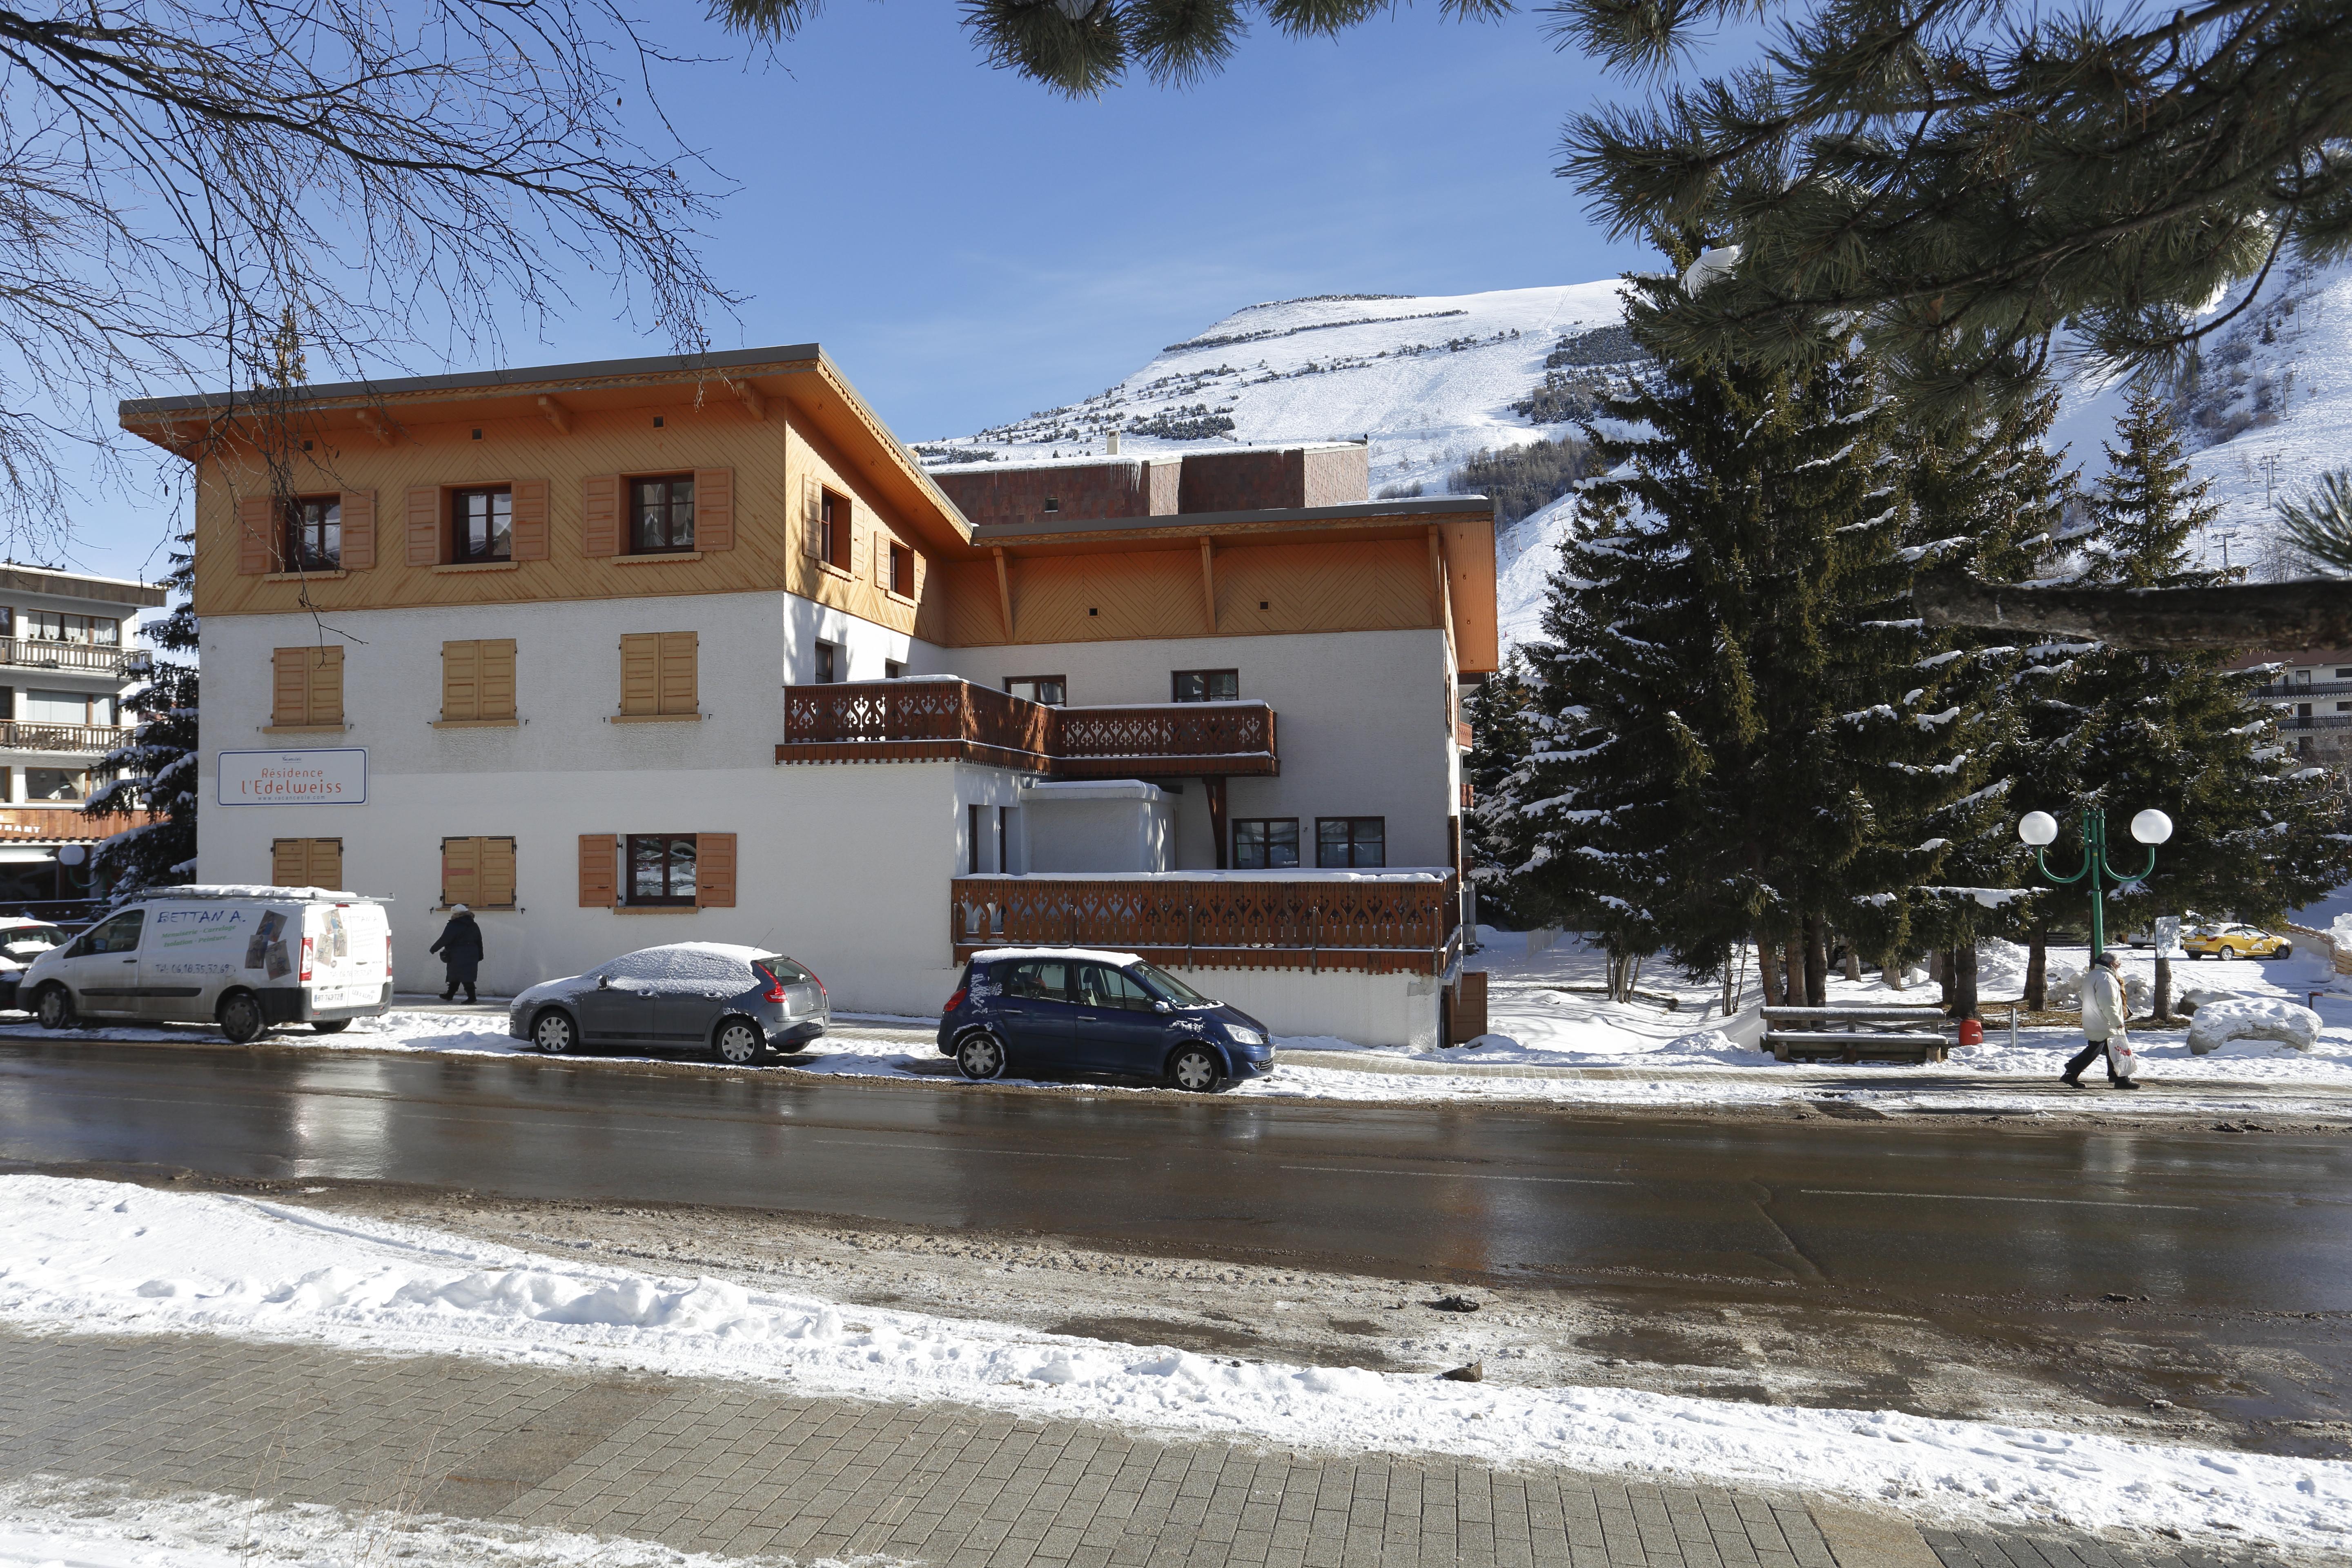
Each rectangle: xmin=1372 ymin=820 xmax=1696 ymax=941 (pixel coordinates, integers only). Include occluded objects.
xmin=1462 ymin=651 xmax=1541 ymax=933
xmin=85 ymin=537 xmax=197 ymax=897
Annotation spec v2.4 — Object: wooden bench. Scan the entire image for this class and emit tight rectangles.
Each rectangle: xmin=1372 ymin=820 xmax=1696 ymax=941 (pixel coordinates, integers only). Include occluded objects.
xmin=1761 ymin=1006 xmax=1952 ymax=1064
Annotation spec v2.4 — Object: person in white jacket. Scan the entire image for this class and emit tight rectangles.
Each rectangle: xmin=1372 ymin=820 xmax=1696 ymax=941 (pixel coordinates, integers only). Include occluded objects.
xmin=2062 ymin=951 xmax=2137 ymax=1089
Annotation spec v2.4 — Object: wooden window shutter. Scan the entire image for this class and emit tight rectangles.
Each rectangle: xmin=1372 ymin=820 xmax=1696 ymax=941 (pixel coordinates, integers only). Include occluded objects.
xmin=340 ymin=490 xmax=376 ymax=570
xmin=801 ymin=474 xmax=822 ymax=557
xmin=510 ymin=479 xmax=550 ymax=560
xmin=237 ymin=496 xmax=274 ymax=575
xmin=441 ymin=640 xmax=480 ymax=721
xmin=272 ymin=839 xmax=306 ymax=886
xmin=696 ymin=833 xmax=737 ymax=908
xmin=307 ymin=646 xmax=345 ymax=725
xmin=313 ymin=839 xmax=343 ymax=891
xmin=479 ymin=639 xmax=517 ymax=721
xmin=271 ymin=649 xmax=308 ymax=726
xmin=405 ymin=486 xmax=441 ymax=567
xmin=582 ymin=474 xmax=620 ymax=557
xmin=694 ymin=468 xmax=734 ymax=552
xmin=578 ymin=834 xmax=617 ymax=906
xmin=657 ymin=631 xmax=697 ymax=716
xmin=481 ymin=838 xmax=517 ymax=908
xmin=618 ymin=633 xmax=659 ymax=716
xmin=443 ymin=836 xmax=479 ymax=908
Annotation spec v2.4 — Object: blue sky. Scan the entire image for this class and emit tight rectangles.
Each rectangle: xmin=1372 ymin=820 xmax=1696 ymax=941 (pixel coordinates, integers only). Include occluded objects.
xmin=71 ymin=7 xmax=1658 ymax=583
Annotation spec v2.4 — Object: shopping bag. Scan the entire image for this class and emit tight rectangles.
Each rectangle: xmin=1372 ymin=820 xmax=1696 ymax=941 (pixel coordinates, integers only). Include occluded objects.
xmin=2107 ymin=1035 xmax=2145 ymax=1081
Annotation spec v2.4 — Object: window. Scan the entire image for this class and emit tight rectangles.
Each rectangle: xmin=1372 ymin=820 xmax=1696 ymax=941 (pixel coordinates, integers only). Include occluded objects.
xmin=1173 ymin=669 xmax=1240 ymax=703
xmin=25 ymin=690 xmax=111 ymax=726
xmin=1316 ymin=817 xmax=1387 ymax=869
xmin=26 ymin=768 xmax=87 ymax=802
xmin=270 ymin=646 xmax=345 ymax=728
xmin=1076 ymin=963 xmax=1157 ymax=1012
xmin=441 ymin=837 xmax=517 ymax=909
xmin=284 ymin=496 xmax=342 ymax=570
xmin=2338 ymin=668 xmax=2352 ymax=680
xmin=0 ymin=608 xmax=12 ymax=638
xmin=21 ymin=611 xmax=117 ymax=645
xmin=617 ymin=632 xmax=696 ymax=718
xmin=1004 ymin=675 xmax=1067 ymax=706
xmin=886 ymin=541 xmax=915 ymax=596
xmin=820 ymin=489 xmax=851 ymax=570
xmin=814 ymin=641 xmax=839 ymax=684
xmin=272 ymin=838 xmax=343 ymax=890
xmin=1043 ymin=496 xmax=1060 ymax=514
xmin=439 ymin=639 xmax=517 ymax=723
xmin=884 ymin=659 xmax=906 ymax=680
xmin=1003 ymin=960 xmax=1069 ymax=1001
xmin=1233 ymin=819 xmax=1300 ymax=869
xmin=452 ymin=487 xmax=512 ymax=563
xmin=626 ymin=835 xmax=698 ymax=905
xmin=69 ymin=908 xmax=144 ymax=957
xmin=630 ymin=475 xmax=695 ymax=553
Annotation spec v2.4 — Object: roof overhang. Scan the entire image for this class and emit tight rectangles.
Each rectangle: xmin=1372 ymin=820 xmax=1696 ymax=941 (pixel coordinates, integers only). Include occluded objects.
xmin=118 ymin=345 xmax=975 ymax=554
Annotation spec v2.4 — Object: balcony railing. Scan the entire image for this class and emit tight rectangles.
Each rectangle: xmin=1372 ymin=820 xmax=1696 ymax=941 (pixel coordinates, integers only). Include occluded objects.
xmin=0 ymin=639 xmax=138 ymax=677
xmin=779 ymin=678 xmax=1277 ymax=777
xmin=2278 ymin=713 xmax=2352 ymax=731
xmin=950 ymin=870 xmax=1460 ymax=975
xmin=0 ymin=721 xmax=126 ymax=754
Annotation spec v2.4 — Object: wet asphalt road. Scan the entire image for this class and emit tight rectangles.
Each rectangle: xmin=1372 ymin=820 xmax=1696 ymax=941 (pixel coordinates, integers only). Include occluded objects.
xmin=4 ymin=1039 xmax=2349 ymax=1314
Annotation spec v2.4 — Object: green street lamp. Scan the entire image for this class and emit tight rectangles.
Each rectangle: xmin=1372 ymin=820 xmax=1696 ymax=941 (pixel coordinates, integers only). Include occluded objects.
xmin=2017 ymin=807 xmax=2174 ymax=960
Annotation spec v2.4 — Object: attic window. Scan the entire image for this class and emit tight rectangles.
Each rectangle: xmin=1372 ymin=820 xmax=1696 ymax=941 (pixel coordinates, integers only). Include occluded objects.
xmin=1044 ymin=497 xmax=1060 ymax=513
xmin=653 ymin=416 xmax=664 ymax=428
xmin=470 ymin=429 xmax=482 ymax=440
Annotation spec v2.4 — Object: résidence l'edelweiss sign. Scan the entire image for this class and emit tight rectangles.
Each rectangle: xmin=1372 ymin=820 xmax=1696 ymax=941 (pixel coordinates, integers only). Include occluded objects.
xmin=216 ymin=748 xmax=367 ymax=806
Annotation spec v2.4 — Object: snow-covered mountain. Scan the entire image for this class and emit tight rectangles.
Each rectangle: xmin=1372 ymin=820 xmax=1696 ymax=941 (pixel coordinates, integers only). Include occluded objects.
xmin=930 ymin=264 xmax=2352 ymax=654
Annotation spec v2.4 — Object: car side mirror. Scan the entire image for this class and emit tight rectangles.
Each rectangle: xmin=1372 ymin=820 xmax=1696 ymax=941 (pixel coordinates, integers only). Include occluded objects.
xmin=1153 ymin=1000 xmax=1172 ymax=1014
xmin=597 ymin=974 xmax=612 ymax=989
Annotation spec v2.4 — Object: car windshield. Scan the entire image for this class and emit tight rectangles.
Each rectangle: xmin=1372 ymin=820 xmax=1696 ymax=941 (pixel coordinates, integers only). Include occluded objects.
xmin=757 ymin=955 xmax=812 ymax=984
xmin=1130 ymin=962 xmax=1214 ymax=1007
xmin=2 ymin=925 xmax=61 ymax=951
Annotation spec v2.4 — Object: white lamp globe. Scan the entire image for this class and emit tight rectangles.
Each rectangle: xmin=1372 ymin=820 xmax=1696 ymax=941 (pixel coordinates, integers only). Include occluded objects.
xmin=2018 ymin=811 xmax=2059 ymax=847
xmin=2130 ymin=808 xmax=2174 ymax=846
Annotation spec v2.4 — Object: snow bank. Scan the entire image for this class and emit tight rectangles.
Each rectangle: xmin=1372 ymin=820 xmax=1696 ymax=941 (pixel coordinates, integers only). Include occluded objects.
xmin=2 ymin=1176 xmax=2343 ymax=1553
xmin=2188 ymin=998 xmax=2322 ymax=1055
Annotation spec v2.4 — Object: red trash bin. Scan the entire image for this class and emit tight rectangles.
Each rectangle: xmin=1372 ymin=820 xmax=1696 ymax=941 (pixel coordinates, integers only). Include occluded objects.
xmin=1958 ymin=1018 xmax=1984 ymax=1048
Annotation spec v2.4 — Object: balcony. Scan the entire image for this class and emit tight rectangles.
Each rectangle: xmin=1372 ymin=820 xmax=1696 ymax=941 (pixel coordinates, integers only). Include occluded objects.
xmin=0 ymin=721 xmax=127 ymax=755
xmin=0 ymin=639 xmax=140 ymax=678
xmin=779 ymin=678 xmax=1278 ymax=778
xmin=950 ymin=869 xmax=1461 ymax=976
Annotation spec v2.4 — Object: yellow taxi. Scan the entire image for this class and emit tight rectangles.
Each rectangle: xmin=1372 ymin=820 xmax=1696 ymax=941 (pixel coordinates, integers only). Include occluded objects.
xmin=2181 ymin=923 xmax=2294 ymax=960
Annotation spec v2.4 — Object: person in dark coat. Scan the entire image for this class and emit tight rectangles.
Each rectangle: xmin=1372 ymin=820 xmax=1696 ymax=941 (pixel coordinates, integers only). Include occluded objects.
xmin=429 ymin=905 xmax=484 ymax=1002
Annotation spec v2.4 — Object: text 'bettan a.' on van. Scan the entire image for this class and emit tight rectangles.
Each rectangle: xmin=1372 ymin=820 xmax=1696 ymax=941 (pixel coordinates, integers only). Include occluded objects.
xmin=22 ymin=886 xmax=392 ymax=1043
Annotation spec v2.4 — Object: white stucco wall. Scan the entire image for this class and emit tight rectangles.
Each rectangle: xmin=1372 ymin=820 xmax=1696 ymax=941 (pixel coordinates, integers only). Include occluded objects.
xmin=941 ymin=629 xmax=1459 ymax=870
xmin=1019 ymin=782 xmax=1173 ymax=874
xmin=1160 ymin=964 xmax=1443 ymax=1051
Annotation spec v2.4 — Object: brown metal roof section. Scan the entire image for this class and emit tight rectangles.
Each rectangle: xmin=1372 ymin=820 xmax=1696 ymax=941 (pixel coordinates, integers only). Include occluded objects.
xmin=117 ymin=344 xmax=976 ymax=557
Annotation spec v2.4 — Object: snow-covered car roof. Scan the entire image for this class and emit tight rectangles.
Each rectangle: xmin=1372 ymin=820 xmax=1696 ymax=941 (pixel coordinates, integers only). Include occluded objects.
xmin=511 ymin=942 xmax=794 ymax=1007
xmin=127 ymin=884 xmax=386 ymax=902
xmin=969 ymin=947 xmax=1148 ymax=967
xmin=0 ymin=916 xmax=62 ymax=931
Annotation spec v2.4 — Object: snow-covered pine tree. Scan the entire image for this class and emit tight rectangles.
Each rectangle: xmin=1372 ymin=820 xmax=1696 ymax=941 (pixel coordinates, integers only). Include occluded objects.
xmin=2066 ymin=388 xmax=2352 ymax=1018
xmin=85 ymin=533 xmax=196 ymax=896
xmin=1461 ymin=650 xmax=1541 ymax=933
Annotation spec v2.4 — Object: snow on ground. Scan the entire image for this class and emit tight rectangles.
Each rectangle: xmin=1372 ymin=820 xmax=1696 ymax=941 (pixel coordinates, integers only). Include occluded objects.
xmin=2 ymin=1175 xmax=2343 ymax=1555
xmin=0 ymin=1474 xmax=883 ymax=1568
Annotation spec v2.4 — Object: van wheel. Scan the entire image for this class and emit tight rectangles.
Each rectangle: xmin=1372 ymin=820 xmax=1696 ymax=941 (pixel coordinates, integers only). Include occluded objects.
xmin=956 ymin=1031 xmax=1006 ymax=1080
xmin=33 ymin=984 xmax=74 ymax=1031
xmin=312 ymin=1020 xmax=352 ymax=1035
xmin=219 ymin=992 xmax=267 ymax=1045
xmin=1167 ymin=1045 xmax=1225 ymax=1094
xmin=712 ymin=1018 xmax=765 ymax=1067
xmin=531 ymin=1009 xmax=577 ymax=1054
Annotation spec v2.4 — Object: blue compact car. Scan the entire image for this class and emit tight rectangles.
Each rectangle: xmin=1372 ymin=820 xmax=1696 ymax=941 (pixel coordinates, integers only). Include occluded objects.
xmin=936 ymin=948 xmax=1275 ymax=1092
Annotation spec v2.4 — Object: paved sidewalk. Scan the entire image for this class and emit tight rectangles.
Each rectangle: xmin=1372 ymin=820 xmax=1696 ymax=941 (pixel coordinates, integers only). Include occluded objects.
xmin=0 ymin=1329 xmax=2290 ymax=1568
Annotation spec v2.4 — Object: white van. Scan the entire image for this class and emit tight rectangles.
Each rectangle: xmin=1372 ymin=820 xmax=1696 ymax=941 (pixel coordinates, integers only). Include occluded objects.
xmin=23 ymin=885 xmax=393 ymax=1042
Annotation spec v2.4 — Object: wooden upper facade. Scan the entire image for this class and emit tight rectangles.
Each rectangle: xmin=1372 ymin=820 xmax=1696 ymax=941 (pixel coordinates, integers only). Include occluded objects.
xmin=122 ymin=346 xmax=1500 ymax=672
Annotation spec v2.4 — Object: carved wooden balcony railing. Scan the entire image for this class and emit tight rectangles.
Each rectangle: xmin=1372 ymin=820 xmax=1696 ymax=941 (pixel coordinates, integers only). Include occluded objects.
xmin=949 ymin=871 xmax=1460 ymax=975
xmin=779 ymin=678 xmax=1277 ymax=777
xmin=0 ymin=720 xmax=126 ymax=754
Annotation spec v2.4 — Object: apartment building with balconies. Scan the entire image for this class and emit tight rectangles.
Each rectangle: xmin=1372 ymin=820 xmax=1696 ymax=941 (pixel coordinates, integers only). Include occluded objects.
xmin=2235 ymin=649 xmax=2352 ymax=783
xmin=122 ymin=346 xmax=1496 ymax=1046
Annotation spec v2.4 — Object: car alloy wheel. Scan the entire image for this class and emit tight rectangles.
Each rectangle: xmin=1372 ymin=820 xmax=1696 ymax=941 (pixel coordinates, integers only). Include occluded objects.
xmin=34 ymin=985 xmax=73 ymax=1031
xmin=219 ymin=992 xmax=267 ymax=1045
xmin=2219 ymin=945 xmax=2240 ymax=961
xmin=957 ymin=1032 xmax=1006 ymax=1080
xmin=1168 ymin=1045 xmax=1223 ymax=1094
xmin=532 ymin=1010 xmax=577 ymax=1054
xmin=713 ymin=1019 xmax=764 ymax=1067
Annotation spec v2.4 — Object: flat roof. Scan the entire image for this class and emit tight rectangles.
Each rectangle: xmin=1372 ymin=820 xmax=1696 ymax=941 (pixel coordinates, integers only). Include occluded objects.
xmin=118 ymin=343 xmax=823 ymax=419
xmin=0 ymin=564 xmax=168 ymax=608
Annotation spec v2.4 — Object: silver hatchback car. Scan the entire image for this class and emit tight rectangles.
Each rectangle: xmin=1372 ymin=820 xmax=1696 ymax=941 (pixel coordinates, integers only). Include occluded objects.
xmin=508 ymin=942 xmax=828 ymax=1064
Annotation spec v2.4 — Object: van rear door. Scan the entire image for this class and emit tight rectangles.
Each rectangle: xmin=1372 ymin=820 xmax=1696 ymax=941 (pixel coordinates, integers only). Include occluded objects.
xmin=302 ymin=902 xmax=390 ymax=1014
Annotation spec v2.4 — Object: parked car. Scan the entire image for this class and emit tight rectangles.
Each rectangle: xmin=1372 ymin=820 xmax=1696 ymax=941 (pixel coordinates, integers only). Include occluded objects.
xmin=936 ymin=947 xmax=1274 ymax=1093
xmin=0 ymin=917 xmax=69 ymax=1009
xmin=508 ymin=942 xmax=828 ymax=1063
xmin=2182 ymin=923 xmax=2293 ymax=960
xmin=24 ymin=887 xmax=392 ymax=1041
